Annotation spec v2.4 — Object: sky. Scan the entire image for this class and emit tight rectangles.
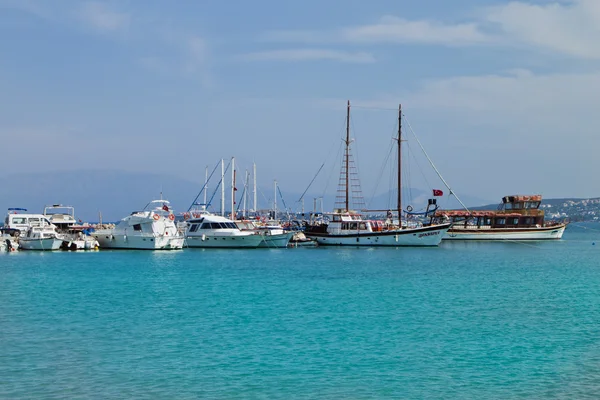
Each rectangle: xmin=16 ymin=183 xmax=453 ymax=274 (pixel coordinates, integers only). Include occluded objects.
xmin=1 ymin=0 xmax=599 ymax=211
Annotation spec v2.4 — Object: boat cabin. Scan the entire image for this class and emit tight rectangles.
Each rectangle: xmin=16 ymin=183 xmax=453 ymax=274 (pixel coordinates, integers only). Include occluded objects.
xmin=4 ymin=208 xmax=54 ymax=235
xmin=436 ymin=195 xmax=548 ymax=229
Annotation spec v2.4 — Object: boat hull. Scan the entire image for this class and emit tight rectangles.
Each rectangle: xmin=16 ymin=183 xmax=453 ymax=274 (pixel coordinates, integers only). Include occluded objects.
xmin=305 ymin=223 xmax=451 ymax=247
xmin=185 ymin=233 xmax=264 ymax=248
xmin=443 ymin=224 xmax=567 ymax=240
xmin=258 ymin=231 xmax=295 ymax=248
xmin=93 ymin=231 xmax=184 ymax=250
xmin=19 ymin=237 xmax=63 ymax=251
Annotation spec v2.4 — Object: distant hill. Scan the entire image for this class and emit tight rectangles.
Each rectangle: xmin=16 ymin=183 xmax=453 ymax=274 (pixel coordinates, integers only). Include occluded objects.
xmin=0 ymin=170 xmax=495 ymax=223
xmin=5 ymin=169 xmax=589 ymax=223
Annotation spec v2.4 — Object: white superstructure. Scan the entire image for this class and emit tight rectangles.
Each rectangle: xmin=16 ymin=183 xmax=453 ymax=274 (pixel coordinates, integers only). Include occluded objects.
xmin=185 ymin=213 xmax=264 ymax=248
xmin=92 ymin=200 xmax=184 ymax=250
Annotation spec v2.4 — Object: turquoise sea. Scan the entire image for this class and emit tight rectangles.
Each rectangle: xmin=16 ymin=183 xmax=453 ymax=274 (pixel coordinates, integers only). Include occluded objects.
xmin=2 ymin=224 xmax=600 ymax=399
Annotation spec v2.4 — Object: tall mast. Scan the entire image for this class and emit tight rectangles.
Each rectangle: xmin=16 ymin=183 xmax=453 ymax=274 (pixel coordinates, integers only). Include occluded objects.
xmin=345 ymin=100 xmax=350 ymax=212
xmin=274 ymin=180 xmax=277 ymax=221
xmin=203 ymin=166 xmax=208 ymax=211
xmin=243 ymin=170 xmax=249 ymax=218
xmin=221 ymin=159 xmax=225 ymax=216
xmin=231 ymin=157 xmax=236 ymax=220
xmin=397 ymin=104 xmax=402 ymax=224
xmin=253 ymin=162 xmax=257 ymax=214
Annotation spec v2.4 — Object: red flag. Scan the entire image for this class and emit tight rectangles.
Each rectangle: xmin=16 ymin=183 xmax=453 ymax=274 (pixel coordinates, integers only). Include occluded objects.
xmin=162 ymin=204 xmax=169 ymax=212
xmin=432 ymin=189 xmax=443 ymax=197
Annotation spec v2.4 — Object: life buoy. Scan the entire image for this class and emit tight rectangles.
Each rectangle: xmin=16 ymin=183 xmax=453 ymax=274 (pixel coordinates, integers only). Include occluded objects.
xmin=168 ymin=214 xmax=175 ymax=221
xmin=406 ymin=205 xmax=413 ymax=212
xmin=183 ymin=212 xmax=190 ymax=220
xmin=153 ymin=214 xmax=160 ymax=221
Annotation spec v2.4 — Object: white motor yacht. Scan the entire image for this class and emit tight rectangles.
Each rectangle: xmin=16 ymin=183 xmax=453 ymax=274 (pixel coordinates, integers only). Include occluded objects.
xmin=43 ymin=204 xmax=99 ymax=250
xmin=185 ymin=213 xmax=264 ymax=248
xmin=92 ymin=200 xmax=184 ymax=250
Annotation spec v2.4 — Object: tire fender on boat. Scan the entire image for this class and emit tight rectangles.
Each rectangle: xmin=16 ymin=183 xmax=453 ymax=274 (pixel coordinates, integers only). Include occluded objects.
xmin=168 ymin=214 xmax=175 ymax=221
xmin=153 ymin=214 xmax=160 ymax=221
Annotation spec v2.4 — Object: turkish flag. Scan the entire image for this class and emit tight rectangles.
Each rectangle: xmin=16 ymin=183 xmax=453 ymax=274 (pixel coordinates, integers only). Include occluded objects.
xmin=432 ymin=189 xmax=443 ymax=197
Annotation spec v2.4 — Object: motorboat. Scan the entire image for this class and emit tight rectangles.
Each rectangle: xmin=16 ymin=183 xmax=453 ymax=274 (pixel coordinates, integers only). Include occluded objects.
xmin=92 ymin=199 xmax=184 ymax=250
xmin=43 ymin=204 xmax=99 ymax=250
xmin=185 ymin=213 xmax=264 ymax=248
xmin=18 ymin=224 xmax=64 ymax=251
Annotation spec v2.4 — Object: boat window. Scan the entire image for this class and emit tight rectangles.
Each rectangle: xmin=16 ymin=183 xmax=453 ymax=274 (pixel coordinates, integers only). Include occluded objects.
xmin=333 ymin=215 xmax=341 ymax=222
xmin=484 ymin=218 xmax=492 ymax=225
xmin=133 ymin=224 xmax=142 ymax=231
xmin=189 ymin=224 xmax=199 ymax=232
xmin=496 ymin=218 xmax=506 ymax=225
xmin=505 ymin=203 xmax=513 ymax=210
xmin=359 ymin=222 xmax=367 ymax=230
xmin=508 ymin=218 xmax=519 ymax=225
xmin=524 ymin=217 xmax=534 ymax=225
xmin=12 ymin=217 xmax=26 ymax=224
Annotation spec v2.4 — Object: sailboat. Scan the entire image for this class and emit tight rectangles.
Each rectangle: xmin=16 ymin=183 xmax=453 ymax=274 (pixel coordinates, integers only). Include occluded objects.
xmin=303 ymin=101 xmax=451 ymax=246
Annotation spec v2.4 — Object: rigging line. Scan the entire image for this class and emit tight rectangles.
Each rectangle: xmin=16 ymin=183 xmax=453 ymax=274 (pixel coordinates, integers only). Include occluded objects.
xmin=277 ymin=186 xmax=291 ymax=217
xmin=351 ymin=105 xmax=399 ymax=111
xmin=322 ymin=139 xmax=344 ymax=199
xmin=402 ymin=114 xmax=470 ymax=212
xmin=569 ymin=223 xmax=600 ymax=232
xmin=188 ymin=160 xmax=222 ymax=211
xmin=297 ymin=163 xmax=324 ymax=203
xmin=320 ymin=114 xmax=348 ymax=200
xmin=204 ymin=159 xmax=232 ymax=213
xmin=367 ymin=137 xmax=395 ymax=209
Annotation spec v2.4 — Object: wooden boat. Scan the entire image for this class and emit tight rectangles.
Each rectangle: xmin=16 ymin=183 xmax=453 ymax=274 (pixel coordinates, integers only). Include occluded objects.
xmin=436 ymin=195 xmax=567 ymax=240
xmin=303 ymin=101 xmax=451 ymax=247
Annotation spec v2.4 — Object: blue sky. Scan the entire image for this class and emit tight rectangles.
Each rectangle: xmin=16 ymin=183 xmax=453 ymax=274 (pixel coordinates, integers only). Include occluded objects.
xmin=1 ymin=0 xmax=599 ymax=210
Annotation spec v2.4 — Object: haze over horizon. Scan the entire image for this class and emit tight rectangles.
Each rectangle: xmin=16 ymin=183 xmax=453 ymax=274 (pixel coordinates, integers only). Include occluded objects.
xmin=1 ymin=0 xmax=598 ymax=216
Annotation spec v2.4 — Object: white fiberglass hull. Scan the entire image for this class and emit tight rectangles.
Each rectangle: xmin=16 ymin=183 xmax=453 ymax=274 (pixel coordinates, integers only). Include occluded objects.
xmin=185 ymin=233 xmax=264 ymax=248
xmin=306 ymin=224 xmax=451 ymax=247
xmin=259 ymin=231 xmax=295 ymax=248
xmin=93 ymin=231 xmax=184 ymax=250
xmin=443 ymin=224 xmax=567 ymax=240
xmin=19 ymin=237 xmax=63 ymax=251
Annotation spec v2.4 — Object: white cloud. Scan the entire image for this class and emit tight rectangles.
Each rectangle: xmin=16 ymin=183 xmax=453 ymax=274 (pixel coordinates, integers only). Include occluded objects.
xmin=340 ymin=16 xmax=488 ymax=45
xmin=484 ymin=0 xmax=600 ymax=59
xmin=352 ymin=68 xmax=600 ymax=198
xmin=0 ymin=0 xmax=48 ymax=18
xmin=240 ymin=49 xmax=376 ymax=63
xmin=262 ymin=1 xmax=600 ymax=60
xmin=77 ymin=1 xmax=130 ymax=33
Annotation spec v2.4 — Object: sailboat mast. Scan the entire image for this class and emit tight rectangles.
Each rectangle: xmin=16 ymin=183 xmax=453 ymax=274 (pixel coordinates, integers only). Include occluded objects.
xmin=345 ymin=100 xmax=350 ymax=212
xmin=397 ymin=104 xmax=402 ymax=224
xmin=221 ymin=159 xmax=225 ymax=216
xmin=253 ymin=162 xmax=257 ymax=214
xmin=203 ymin=166 xmax=208 ymax=211
xmin=231 ymin=157 xmax=236 ymax=221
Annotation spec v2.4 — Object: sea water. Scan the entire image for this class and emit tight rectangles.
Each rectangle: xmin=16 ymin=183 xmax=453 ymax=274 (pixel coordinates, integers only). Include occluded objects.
xmin=1 ymin=225 xmax=600 ymax=399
